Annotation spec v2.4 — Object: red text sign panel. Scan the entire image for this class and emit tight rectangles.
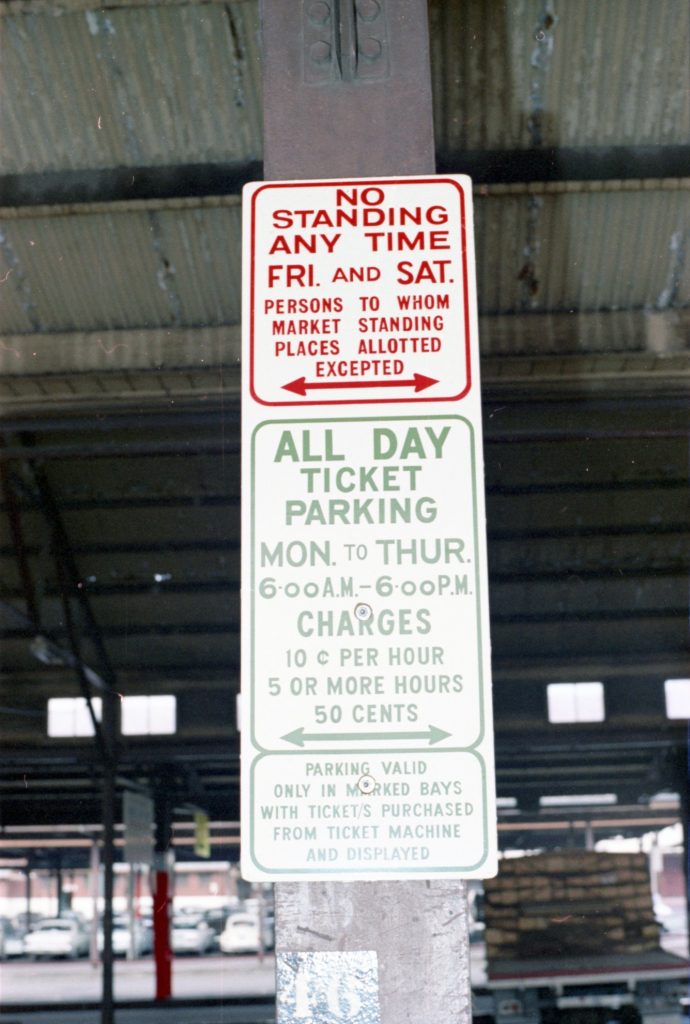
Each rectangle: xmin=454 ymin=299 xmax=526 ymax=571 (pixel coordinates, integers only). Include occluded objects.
xmin=246 ymin=177 xmax=474 ymax=407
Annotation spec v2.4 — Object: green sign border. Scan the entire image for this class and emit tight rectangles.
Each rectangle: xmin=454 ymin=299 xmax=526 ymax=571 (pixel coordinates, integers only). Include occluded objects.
xmin=247 ymin=746 xmax=491 ymax=875
xmin=247 ymin=414 xmax=492 ymax=875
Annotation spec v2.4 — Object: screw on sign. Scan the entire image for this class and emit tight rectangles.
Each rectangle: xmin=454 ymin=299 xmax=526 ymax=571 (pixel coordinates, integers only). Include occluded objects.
xmin=358 ymin=774 xmax=376 ymax=794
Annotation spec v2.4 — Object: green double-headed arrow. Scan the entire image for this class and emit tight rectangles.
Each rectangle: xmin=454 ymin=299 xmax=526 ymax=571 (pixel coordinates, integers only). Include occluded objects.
xmin=282 ymin=725 xmax=451 ymax=747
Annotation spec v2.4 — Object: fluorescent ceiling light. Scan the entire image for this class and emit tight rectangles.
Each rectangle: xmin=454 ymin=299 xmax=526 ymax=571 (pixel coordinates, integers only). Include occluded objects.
xmin=47 ymin=697 xmax=102 ymax=737
xmin=664 ymin=679 xmax=690 ymax=719
xmin=540 ymin=793 xmax=617 ymax=807
xmin=121 ymin=695 xmax=176 ymax=735
xmin=547 ymin=681 xmax=605 ymax=723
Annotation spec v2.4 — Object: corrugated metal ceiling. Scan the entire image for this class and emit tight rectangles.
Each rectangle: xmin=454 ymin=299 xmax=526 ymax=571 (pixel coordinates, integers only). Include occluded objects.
xmin=0 ymin=0 xmax=262 ymax=174
xmin=474 ymin=180 xmax=690 ymax=316
xmin=2 ymin=0 xmax=689 ymax=179
xmin=1 ymin=182 xmax=687 ymax=341
xmin=0 ymin=196 xmax=243 ymax=333
xmin=0 ymin=0 xmax=687 ymax=357
xmin=430 ymin=0 xmax=690 ymax=152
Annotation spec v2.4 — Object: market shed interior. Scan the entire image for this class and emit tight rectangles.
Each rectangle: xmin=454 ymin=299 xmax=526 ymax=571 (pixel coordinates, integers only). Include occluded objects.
xmin=0 ymin=0 xmax=688 ymax=932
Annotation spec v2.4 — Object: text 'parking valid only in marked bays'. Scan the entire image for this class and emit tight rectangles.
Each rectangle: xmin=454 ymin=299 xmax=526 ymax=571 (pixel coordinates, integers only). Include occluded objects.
xmin=249 ymin=750 xmax=491 ymax=876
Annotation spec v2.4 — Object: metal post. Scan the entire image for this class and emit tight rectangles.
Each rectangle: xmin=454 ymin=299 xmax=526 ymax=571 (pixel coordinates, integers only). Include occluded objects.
xmin=56 ymin=856 xmax=63 ymax=917
xmin=153 ymin=867 xmax=172 ymax=999
xmin=676 ymin=741 xmax=690 ymax=953
xmin=275 ymin=882 xmax=471 ymax=1022
xmin=257 ymin=885 xmax=265 ymax=965
xmin=153 ymin=784 xmax=173 ymax=1001
xmin=584 ymin=821 xmax=595 ymax=851
xmin=686 ymin=734 xmax=690 ymax=956
xmin=261 ymin=3 xmax=472 ymax=1021
xmin=90 ymin=839 xmax=101 ymax=968
xmin=261 ymin=0 xmax=435 ymax=181
xmin=101 ymin=697 xmax=117 ymax=1024
xmin=22 ymin=456 xmax=120 ymax=1024
xmin=0 ymin=461 xmax=40 ymax=629
xmin=24 ymin=864 xmax=32 ymax=932
xmin=127 ymin=866 xmax=136 ymax=961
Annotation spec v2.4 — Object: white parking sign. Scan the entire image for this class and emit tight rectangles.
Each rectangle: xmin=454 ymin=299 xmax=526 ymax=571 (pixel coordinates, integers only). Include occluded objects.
xmin=241 ymin=176 xmax=497 ymax=880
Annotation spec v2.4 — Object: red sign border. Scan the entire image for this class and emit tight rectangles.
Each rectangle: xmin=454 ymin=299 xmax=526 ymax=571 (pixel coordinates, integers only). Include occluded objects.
xmin=248 ymin=177 xmax=473 ymax=407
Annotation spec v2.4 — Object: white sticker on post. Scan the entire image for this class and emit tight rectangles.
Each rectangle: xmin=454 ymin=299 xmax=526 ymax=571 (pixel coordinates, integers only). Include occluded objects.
xmin=277 ymin=951 xmax=381 ymax=1024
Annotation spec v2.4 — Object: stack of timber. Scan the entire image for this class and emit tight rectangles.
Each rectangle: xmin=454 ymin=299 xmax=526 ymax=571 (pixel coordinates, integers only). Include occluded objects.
xmin=483 ymin=851 xmax=660 ymax=960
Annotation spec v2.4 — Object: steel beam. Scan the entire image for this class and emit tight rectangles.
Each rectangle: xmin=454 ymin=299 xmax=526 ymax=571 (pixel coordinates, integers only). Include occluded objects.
xmin=260 ymin=3 xmax=471 ymax=1023
xmin=1 ymin=145 xmax=687 ymax=208
xmin=22 ymin=458 xmax=118 ymax=1024
xmin=261 ymin=0 xmax=434 ymax=181
xmin=0 ymin=463 xmax=40 ymax=628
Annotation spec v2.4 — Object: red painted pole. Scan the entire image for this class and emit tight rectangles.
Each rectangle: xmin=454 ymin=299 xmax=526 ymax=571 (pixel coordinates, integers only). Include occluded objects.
xmin=153 ymin=865 xmax=172 ymax=1000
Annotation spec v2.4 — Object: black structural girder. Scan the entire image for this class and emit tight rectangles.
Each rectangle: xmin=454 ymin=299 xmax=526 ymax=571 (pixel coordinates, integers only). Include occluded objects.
xmin=10 ymin=464 xmax=111 ymax=758
xmin=0 ymin=462 xmax=41 ymax=630
xmin=436 ymin=144 xmax=690 ymax=184
xmin=22 ymin=462 xmax=114 ymax=675
xmin=0 ymin=438 xmax=239 ymax=462
xmin=11 ymin=450 xmax=119 ymax=1024
xmin=2 ymin=147 xmax=688 ymax=208
xmin=0 ymin=598 xmax=108 ymax=690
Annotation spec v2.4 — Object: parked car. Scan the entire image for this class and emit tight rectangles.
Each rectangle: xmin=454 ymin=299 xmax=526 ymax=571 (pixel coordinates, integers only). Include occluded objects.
xmin=98 ymin=915 xmax=153 ymax=957
xmin=240 ymin=900 xmax=275 ymax=950
xmin=170 ymin=914 xmax=215 ymax=955
xmin=0 ymin=917 xmax=24 ymax=959
xmin=220 ymin=911 xmax=274 ymax=954
xmin=220 ymin=913 xmax=261 ymax=955
xmin=24 ymin=918 xmax=89 ymax=959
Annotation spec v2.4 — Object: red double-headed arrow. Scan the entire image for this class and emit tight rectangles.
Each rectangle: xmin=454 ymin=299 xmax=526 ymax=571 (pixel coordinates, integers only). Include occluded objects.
xmin=283 ymin=373 xmax=438 ymax=396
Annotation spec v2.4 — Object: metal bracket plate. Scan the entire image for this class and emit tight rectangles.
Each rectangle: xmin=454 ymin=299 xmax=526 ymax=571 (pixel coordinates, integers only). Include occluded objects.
xmin=304 ymin=0 xmax=389 ymax=84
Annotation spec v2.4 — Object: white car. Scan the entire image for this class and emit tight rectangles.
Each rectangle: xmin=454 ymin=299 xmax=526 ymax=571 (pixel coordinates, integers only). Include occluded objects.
xmin=220 ymin=912 xmax=274 ymax=954
xmin=98 ymin=916 xmax=153 ymax=957
xmin=24 ymin=918 xmax=89 ymax=959
xmin=115 ymin=916 xmax=153 ymax=957
xmin=171 ymin=914 xmax=215 ymax=955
